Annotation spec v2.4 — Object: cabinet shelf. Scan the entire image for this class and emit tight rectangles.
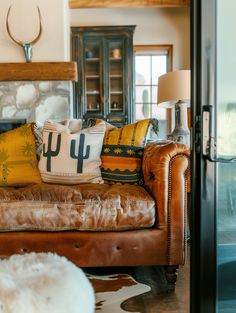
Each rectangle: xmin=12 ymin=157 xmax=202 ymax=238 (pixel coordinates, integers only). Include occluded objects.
xmin=111 ymin=108 xmax=123 ymax=111
xmin=86 ymin=58 xmax=100 ymax=62
xmin=86 ymin=91 xmax=100 ymax=95
xmin=109 ymin=57 xmax=122 ymax=61
xmin=110 ymin=75 xmax=122 ymax=78
xmin=110 ymin=91 xmax=123 ymax=95
xmin=87 ymin=108 xmax=100 ymax=112
xmin=86 ymin=75 xmax=100 ymax=79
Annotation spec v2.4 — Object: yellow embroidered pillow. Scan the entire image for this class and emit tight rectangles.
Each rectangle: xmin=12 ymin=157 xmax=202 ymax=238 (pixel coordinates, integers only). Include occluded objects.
xmin=100 ymin=119 xmax=158 ymax=184
xmin=0 ymin=124 xmax=41 ymax=186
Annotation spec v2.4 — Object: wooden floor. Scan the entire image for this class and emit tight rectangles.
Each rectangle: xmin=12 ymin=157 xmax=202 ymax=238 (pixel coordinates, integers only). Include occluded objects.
xmin=85 ymin=251 xmax=190 ymax=313
xmin=123 ymin=262 xmax=189 ymax=312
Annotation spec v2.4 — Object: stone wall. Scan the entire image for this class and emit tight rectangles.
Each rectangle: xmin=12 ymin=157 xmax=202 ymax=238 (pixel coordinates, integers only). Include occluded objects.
xmin=0 ymin=81 xmax=72 ymax=123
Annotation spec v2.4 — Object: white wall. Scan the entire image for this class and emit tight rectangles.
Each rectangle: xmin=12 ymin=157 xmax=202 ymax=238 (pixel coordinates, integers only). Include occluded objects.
xmin=0 ymin=0 xmax=70 ymax=62
xmin=70 ymin=7 xmax=190 ymax=70
xmin=0 ymin=4 xmax=190 ymax=67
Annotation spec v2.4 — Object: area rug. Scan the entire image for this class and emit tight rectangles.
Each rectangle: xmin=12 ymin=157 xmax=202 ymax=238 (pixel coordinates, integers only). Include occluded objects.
xmin=88 ymin=273 xmax=151 ymax=313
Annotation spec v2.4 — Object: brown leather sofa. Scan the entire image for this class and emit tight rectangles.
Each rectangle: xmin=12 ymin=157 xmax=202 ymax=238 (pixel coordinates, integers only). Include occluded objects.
xmin=0 ymin=141 xmax=190 ymax=290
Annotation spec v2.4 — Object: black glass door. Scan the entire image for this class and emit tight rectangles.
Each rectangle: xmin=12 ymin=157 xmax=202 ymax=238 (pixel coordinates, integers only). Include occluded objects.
xmin=191 ymin=1 xmax=236 ymax=312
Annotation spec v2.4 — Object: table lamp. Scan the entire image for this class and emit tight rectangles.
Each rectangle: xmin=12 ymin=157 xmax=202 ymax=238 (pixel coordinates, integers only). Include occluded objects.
xmin=157 ymin=70 xmax=190 ymax=145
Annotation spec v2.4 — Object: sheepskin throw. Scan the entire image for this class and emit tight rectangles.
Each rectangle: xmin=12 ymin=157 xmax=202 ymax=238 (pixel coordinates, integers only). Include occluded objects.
xmin=0 ymin=253 xmax=95 ymax=313
xmin=39 ymin=119 xmax=106 ymax=184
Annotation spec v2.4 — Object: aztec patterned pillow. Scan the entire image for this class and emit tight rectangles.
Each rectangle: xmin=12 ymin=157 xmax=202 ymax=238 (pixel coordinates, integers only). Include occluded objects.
xmin=0 ymin=123 xmax=41 ymax=186
xmin=89 ymin=119 xmax=159 ymax=185
xmin=38 ymin=119 xmax=105 ymax=184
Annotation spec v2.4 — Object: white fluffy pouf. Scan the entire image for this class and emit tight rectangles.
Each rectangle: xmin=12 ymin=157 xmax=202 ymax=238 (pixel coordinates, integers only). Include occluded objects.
xmin=0 ymin=252 xmax=95 ymax=313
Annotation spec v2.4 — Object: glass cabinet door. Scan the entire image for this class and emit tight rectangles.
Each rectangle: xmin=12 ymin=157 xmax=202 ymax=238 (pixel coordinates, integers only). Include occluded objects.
xmin=71 ymin=26 xmax=135 ymax=125
xmin=84 ymin=39 xmax=103 ymax=118
xmin=107 ymin=39 xmax=125 ymax=117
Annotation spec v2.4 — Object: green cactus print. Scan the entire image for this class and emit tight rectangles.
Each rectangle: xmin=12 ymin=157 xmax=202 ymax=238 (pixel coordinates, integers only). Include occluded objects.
xmin=70 ymin=134 xmax=90 ymax=173
xmin=43 ymin=133 xmax=61 ymax=172
xmin=21 ymin=142 xmax=34 ymax=157
xmin=19 ymin=124 xmax=31 ymax=137
xmin=0 ymin=149 xmax=9 ymax=163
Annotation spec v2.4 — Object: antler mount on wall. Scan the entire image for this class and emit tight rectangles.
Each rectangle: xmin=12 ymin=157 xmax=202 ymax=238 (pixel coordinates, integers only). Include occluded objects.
xmin=6 ymin=6 xmax=42 ymax=63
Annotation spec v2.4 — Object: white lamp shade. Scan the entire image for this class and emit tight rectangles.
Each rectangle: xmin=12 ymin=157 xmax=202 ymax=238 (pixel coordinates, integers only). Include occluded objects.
xmin=157 ymin=70 xmax=191 ymax=108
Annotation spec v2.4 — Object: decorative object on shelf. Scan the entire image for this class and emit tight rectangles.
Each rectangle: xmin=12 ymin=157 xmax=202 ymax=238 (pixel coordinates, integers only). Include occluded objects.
xmin=111 ymin=48 xmax=121 ymax=59
xmin=112 ymin=101 xmax=118 ymax=109
xmin=6 ymin=5 xmax=42 ymax=63
xmin=157 ymin=70 xmax=190 ymax=145
xmin=85 ymin=48 xmax=94 ymax=59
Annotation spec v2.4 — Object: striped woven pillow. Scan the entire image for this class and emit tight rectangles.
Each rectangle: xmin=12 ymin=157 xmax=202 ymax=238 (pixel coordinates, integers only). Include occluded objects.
xmin=94 ymin=119 xmax=158 ymax=185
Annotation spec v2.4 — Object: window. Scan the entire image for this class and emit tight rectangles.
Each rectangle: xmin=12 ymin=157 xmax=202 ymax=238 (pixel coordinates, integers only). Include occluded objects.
xmin=134 ymin=45 xmax=172 ymax=139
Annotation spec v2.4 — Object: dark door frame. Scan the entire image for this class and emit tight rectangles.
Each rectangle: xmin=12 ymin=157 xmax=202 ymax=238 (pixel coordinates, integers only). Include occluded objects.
xmin=191 ymin=0 xmax=217 ymax=312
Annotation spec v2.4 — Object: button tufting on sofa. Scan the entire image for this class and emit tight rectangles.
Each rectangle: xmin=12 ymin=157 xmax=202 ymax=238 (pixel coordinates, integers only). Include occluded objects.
xmin=149 ymin=173 xmax=155 ymax=181
xmin=21 ymin=248 xmax=28 ymax=253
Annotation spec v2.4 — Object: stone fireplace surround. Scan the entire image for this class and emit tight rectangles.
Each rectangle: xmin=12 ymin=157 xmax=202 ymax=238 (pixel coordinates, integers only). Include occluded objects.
xmin=0 ymin=81 xmax=72 ymax=123
xmin=0 ymin=62 xmax=77 ymax=123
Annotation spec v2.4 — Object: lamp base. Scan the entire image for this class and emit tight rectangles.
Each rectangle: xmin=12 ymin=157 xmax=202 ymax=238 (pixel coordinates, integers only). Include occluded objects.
xmin=168 ymin=100 xmax=190 ymax=145
xmin=167 ymin=131 xmax=190 ymax=145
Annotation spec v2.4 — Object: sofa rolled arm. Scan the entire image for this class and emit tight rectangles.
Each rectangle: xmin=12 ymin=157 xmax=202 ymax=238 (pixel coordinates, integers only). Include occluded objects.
xmin=143 ymin=140 xmax=190 ymax=227
xmin=142 ymin=141 xmax=190 ymax=264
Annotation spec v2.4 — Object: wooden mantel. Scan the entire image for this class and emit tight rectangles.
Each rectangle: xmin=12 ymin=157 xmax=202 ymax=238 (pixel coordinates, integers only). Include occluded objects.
xmin=0 ymin=62 xmax=78 ymax=81
xmin=69 ymin=0 xmax=190 ymax=9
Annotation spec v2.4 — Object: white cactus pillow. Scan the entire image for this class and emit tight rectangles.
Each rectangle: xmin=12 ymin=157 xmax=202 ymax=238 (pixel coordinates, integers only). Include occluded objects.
xmin=38 ymin=119 xmax=106 ymax=184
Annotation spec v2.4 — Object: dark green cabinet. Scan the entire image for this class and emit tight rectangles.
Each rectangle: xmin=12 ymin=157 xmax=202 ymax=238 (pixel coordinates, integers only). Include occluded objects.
xmin=71 ymin=26 xmax=135 ymax=126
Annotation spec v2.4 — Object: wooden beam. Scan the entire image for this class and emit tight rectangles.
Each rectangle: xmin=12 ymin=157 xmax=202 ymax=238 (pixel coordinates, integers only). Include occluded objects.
xmin=0 ymin=62 xmax=78 ymax=81
xmin=69 ymin=0 xmax=190 ymax=9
